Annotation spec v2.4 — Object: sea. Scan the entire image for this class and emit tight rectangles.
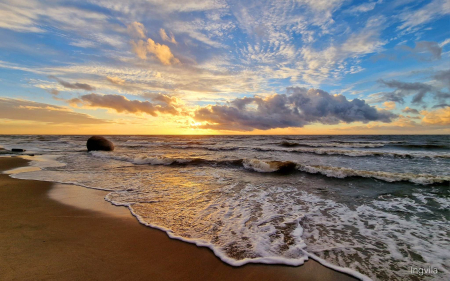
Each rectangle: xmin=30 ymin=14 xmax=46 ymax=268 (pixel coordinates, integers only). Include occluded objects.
xmin=0 ymin=135 xmax=449 ymax=280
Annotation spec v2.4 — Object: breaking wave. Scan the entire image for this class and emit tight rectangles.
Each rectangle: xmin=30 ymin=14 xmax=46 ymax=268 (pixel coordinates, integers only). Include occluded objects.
xmin=90 ymin=152 xmax=450 ymax=185
xmin=166 ymin=144 xmax=450 ymax=159
xmin=255 ymin=147 xmax=450 ymax=159
xmin=280 ymin=141 xmax=386 ymax=148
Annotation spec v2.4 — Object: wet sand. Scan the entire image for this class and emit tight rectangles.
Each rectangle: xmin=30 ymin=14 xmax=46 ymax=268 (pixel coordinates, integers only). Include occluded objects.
xmin=0 ymin=156 xmax=357 ymax=281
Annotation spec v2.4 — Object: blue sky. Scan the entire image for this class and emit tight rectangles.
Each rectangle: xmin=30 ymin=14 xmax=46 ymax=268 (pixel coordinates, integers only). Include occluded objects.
xmin=0 ymin=0 xmax=449 ymax=134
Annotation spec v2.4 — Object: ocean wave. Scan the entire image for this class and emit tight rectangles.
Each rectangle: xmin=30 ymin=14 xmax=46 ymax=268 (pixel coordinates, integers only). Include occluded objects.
xmin=163 ymin=143 xmax=450 ymax=159
xmin=242 ymin=159 xmax=297 ymax=173
xmin=90 ymin=152 xmax=449 ymax=185
xmin=280 ymin=141 xmax=385 ymax=148
xmin=90 ymin=151 xmax=244 ymax=167
xmin=333 ymin=140 xmax=405 ymax=144
xmin=396 ymin=144 xmax=449 ymax=149
xmin=171 ymin=145 xmax=241 ymax=151
xmin=295 ymin=164 xmax=449 ymax=185
xmin=255 ymin=147 xmax=450 ymax=159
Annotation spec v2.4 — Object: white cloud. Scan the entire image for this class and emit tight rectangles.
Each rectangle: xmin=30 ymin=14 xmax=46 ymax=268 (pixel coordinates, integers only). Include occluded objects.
xmin=169 ymin=19 xmax=230 ymax=48
xmin=440 ymin=38 xmax=450 ymax=48
xmin=346 ymin=0 xmax=382 ymax=13
xmin=398 ymin=0 xmax=450 ymax=31
xmin=70 ymin=39 xmax=97 ymax=48
xmin=298 ymin=21 xmax=385 ymax=84
xmin=296 ymin=0 xmax=345 ymax=12
xmin=341 ymin=29 xmax=384 ymax=55
xmin=0 ymin=0 xmax=43 ymax=32
xmin=0 ymin=0 xmax=126 ymax=48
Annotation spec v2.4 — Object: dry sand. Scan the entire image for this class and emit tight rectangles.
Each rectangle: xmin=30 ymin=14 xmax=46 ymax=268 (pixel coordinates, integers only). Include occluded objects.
xmin=0 ymin=156 xmax=357 ymax=281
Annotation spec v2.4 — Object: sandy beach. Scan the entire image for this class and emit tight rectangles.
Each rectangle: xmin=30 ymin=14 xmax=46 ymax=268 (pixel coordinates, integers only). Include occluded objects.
xmin=0 ymin=156 xmax=357 ymax=281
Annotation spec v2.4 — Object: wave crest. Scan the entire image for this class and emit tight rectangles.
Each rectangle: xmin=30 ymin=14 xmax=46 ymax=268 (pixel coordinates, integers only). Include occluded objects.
xmin=90 ymin=152 xmax=449 ymax=185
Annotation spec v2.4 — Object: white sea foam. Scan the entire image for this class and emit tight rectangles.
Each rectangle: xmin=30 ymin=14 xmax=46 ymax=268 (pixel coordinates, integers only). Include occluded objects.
xmin=296 ymin=163 xmax=450 ymax=185
xmin=299 ymin=192 xmax=450 ymax=280
xmin=105 ymin=180 xmax=372 ymax=280
xmin=90 ymin=151 xmax=177 ymax=165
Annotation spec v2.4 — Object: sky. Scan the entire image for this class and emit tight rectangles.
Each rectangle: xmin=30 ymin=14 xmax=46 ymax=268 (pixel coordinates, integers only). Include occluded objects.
xmin=0 ymin=0 xmax=449 ymax=135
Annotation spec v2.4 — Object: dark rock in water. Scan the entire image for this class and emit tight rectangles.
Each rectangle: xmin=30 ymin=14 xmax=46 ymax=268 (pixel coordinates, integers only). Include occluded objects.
xmin=86 ymin=136 xmax=114 ymax=152
xmin=12 ymin=148 xmax=26 ymax=152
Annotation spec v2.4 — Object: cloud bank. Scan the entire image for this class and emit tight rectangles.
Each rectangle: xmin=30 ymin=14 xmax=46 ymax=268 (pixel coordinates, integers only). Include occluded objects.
xmin=193 ymin=87 xmax=396 ymax=131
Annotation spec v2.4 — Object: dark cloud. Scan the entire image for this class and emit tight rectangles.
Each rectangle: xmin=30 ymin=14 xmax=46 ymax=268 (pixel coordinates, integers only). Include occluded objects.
xmin=433 ymin=69 xmax=450 ymax=88
xmin=46 ymin=89 xmax=60 ymax=95
xmin=193 ymin=87 xmax=396 ymax=131
xmin=70 ymin=93 xmax=179 ymax=116
xmin=0 ymin=98 xmax=106 ymax=124
xmin=49 ymin=76 xmax=96 ymax=91
xmin=376 ymin=72 xmax=450 ymax=105
xmin=401 ymin=41 xmax=442 ymax=61
xmin=370 ymin=91 xmax=406 ymax=103
xmin=432 ymin=103 xmax=449 ymax=109
xmin=402 ymin=107 xmax=419 ymax=114
xmin=374 ymin=41 xmax=443 ymax=63
xmin=378 ymin=79 xmax=433 ymax=104
xmin=141 ymin=92 xmax=178 ymax=105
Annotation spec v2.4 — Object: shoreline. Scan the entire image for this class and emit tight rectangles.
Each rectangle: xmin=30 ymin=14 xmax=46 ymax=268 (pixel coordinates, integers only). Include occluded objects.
xmin=0 ymin=156 xmax=358 ymax=280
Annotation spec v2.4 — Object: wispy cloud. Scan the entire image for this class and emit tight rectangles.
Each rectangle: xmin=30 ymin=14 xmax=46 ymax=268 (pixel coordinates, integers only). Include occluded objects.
xmin=49 ymin=76 xmax=96 ymax=91
xmin=0 ymin=0 xmax=124 ymax=48
xmin=398 ymin=0 xmax=450 ymax=32
xmin=345 ymin=0 xmax=382 ymax=13
xmin=68 ymin=93 xmax=180 ymax=116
